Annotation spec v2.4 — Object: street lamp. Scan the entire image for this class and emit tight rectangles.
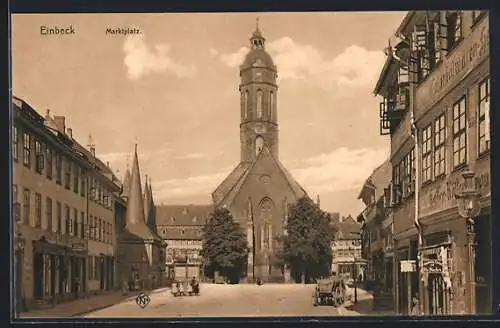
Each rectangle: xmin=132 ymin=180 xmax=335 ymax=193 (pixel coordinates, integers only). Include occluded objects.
xmin=455 ymin=170 xmax=481 ymax=314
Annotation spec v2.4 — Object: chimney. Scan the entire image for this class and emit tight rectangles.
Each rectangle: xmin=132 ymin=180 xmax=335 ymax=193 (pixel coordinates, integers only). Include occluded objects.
xmin=53 ymin=116 xmax=66 ymax=134
xmin=45 ymin=109 xmax=51 ymax=120
xmin=87 ymin=134 xmax=96 ymax=157
xmin=66 ymin=128 xmax=73 ymax=138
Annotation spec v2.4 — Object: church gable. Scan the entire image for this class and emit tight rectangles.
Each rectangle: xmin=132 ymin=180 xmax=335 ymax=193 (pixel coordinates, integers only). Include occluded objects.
xmin=223 ymin=145 xmax=306 ymax=212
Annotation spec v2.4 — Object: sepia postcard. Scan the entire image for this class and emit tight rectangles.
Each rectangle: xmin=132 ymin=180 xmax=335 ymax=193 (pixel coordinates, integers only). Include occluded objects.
xmin=10 ymin=10 xmax=494 ymax=320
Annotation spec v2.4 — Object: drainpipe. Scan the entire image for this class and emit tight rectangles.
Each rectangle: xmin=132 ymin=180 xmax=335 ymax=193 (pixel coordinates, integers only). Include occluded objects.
xmin=409 ymin=39 xmax=423 ymax=315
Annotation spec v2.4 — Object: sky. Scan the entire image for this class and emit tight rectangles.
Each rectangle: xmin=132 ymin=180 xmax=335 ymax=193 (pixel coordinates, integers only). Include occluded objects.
xmin=11 ymin=12 xmax=407 ymax=217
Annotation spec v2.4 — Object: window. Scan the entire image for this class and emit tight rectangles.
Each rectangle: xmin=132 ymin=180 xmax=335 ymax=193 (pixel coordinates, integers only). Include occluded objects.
xmin=422 ymin=125 xmax=433 ymax=182
xmin=243 ymin=90 xmax=249 ymax=119
xmin=81 ymin=212 xmax=85 ymax=239
xmin=65 ymin=205 xmax=71 ymax=235
xmin=64 ymin=159 xmax=71 ymax=189
xmin=73 ymin=208 xmax=79 ymax=238
xmin=269 ymin=91 xmax=274 ymax=119
xmin=32 ymin=192 xmax=40 ymax=228
xmin=73 ymin=165 xmax=79 ymax=194
xmin=46 ymin=147 xmax=53 ymax=179
xmin=46 ymin=197 xmax=52 ymax=232
xmin=434 ymin=114 xmax=446 ymax=177
xmin=256 ymin=89 xmax=263 ymax=119
xmin=35 ymin=140 xmax=44 ymax=174
xmin=94 ymin=256 xmax=100 ymax=280
xmin=98 ymin=219 xmax=102 ymax=241
xmin=56 ymin=202 xmax=62 ymax=233
xmin=23 ymin=188 xmax=30 ymax=224
xmin=447 ymin=11 xmax=462 ymax=51
xmin=55 ymin=152 xmax=62 ymax=184
xmin=80 ymin=171 xmax=86 ymax=197
xmin=13 ymin=126 xmax=19 ymax=161
xmin=478 ymin=77 xmax=490 ymax=154
xmin=453 ymin=97 xmax=467 ymax=168
xmin=255 ymin=135 xmax=264 ymax=157
xmin=13 ymin=184 xmax=19 ymax=221
xmin=23 ymin=132 xmax=31 ymax=167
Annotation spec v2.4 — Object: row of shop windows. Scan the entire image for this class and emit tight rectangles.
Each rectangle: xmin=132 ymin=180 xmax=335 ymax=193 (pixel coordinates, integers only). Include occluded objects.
xmin=12 ymin=124 xmax=113 ymax=211
xmin=13 ymin=184 xmax=114 ymax=244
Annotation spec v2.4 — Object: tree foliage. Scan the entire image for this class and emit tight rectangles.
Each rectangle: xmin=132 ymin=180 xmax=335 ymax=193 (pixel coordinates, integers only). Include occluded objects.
xmin=200 ymin=207 xmax=249 ymax=283
xmin=276 ymin=196 xmax=337 ymax=283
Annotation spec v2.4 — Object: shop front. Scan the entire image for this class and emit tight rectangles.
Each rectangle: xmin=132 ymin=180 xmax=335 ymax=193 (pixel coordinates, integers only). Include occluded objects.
xmin=32 ymin=236 xmax=87 ymax=307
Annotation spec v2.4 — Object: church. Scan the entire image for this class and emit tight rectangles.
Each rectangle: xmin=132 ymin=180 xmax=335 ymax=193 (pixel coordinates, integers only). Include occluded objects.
xmin=212 ymin=22 xmax=308 ymax=282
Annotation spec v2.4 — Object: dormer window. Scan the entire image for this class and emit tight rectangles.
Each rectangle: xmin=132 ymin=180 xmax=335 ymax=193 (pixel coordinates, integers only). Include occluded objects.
xmin=192 ymin=216 xmax=198 ymax=223
xmin=182 ymin=208 xmax=188 ymax=215
xmin=181 ymin=229 xmax=185 ymax=236
xmin=171 ymin=216 xmax=176 ymax=223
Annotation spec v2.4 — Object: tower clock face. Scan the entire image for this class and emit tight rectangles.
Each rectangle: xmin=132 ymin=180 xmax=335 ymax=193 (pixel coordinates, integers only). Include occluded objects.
xmin=254 ymin=126 xmax=266 ymax=134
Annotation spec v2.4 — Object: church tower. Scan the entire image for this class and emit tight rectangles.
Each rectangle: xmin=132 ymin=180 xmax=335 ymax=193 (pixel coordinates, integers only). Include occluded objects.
xmin=239 ymin=19 xmax=279 ymax=163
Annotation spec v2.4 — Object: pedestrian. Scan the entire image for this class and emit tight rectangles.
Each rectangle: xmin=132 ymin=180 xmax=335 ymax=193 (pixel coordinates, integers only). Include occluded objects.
xmin=410 ymin=295 xmax=420 ymax=316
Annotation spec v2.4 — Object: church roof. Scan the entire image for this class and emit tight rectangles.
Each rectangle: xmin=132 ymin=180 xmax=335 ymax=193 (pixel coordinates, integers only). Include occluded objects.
xmin=213 ymin=145 xmax=307 ymax=207
xmin=156 ymin=204 xmax=214 ymax=227
xmin=122 ymin=145 xmax=160 ymax=241
xmin=122 ymin=168 xmax=131 ymax=199
xmin=143 ymin=177 xmax=150 ymax=223
xmin=212 ymin=162 xmax=252 ymax=204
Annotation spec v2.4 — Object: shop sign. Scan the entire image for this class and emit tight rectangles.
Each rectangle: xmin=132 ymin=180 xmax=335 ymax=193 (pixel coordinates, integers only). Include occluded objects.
xmin=420 ymin=165 xmax=490 ymax=218
xmin=400 ymin=260 xmax=416 ymax=272
xmin=71 ymin=242 xmax=85 ymax=251
xmin=422 ymin=259 xmax=443 ymax=273
xmin=415 ymin=18 xmax=489 ymax=117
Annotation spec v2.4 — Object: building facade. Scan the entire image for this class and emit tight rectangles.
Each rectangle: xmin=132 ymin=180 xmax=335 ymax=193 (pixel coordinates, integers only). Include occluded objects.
xmin=375 ymin=10 xmax=490 ymax=315
xmin=356 ymin=160 xmax=394 ymax=310
xmin=156 ymin=205 xmax=213 ymax=281
xmin=212 ymin=22 xmax=307 ymax=282
xmin=331 ymin=216 xmax=365 ymax=283
xmin=12 ymin=97 xmax=121 ymax=311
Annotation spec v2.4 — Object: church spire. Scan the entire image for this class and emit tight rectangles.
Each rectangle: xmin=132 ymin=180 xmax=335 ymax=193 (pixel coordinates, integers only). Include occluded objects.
xmin=122 ymin=165 xmax=132 ymax=200
xmin=143 ymin=175 xmax=150 ymax=222
xmin=250 ymin=17 xmax=265 ymax=49
xmin=124 ymin=144 xmax=146 ymax=227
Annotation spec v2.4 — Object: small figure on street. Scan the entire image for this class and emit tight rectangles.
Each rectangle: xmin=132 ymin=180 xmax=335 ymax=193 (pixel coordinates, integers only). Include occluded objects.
xmin=410 ymin=295 xmax=420 ymax=316
xmin=179 ymin=281 xmax=185 ymax=296
xmin=256 ymin=277 xmax=263 ymax=286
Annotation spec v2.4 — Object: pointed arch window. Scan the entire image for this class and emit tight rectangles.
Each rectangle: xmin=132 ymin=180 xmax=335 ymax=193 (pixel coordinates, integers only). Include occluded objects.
xmin=259 ymin=199 xmax=273 ymax=250
xmin=243 ymin=90 xmax=249 ymax=120
xmin=269 ymin=91 xmax=274 ymax=120
xmin=256 ymin=90 xmax=263 ymax=119
xmin=255 ymin=136 xmax=264 ymax=157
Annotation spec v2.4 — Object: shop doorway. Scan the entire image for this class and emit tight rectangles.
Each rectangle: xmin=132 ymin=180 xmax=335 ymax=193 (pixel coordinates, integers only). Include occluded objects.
xmin=427 ymin=273 xmax=450 ymax=315
xmin=33 ymin=252 xmax=44 ymax=301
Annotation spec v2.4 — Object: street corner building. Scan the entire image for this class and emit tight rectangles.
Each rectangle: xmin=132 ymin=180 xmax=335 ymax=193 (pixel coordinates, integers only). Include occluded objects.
xmin=374 ymin=11 xmax=490 ymax=315
xmin=211 ymin=22 xmax=307 ymax=283
xmin=155 ymin=205 xmax=213 ymax=282
xmin=331 ymin=215 xmax=365 ymax=284
xmin=356 ymin=160 xmax=395 ymax=311
xmin=116 ymin=145 xmax=165 ymax=292
xmin=12 ymin=97 xmax=122 ymax=311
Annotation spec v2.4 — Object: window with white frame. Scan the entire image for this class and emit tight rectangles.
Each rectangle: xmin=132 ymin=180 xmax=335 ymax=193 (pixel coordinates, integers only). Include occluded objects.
xmin=13 ymin=126 xmax=19 ymax=161
xmin=434 ymin=113 xmax=446 ymax=177
xmin=453 ymin=96 xmax=467 ymax=168
xmin=256 ymin=89 xmax=263 ymax=119
xmin=23 ymin=132 xmax=31 ymax=167
xmin=478 ymin=77 xmax=490 ymax=155
xmin=422 ymin=124 xmax=433 ymax=182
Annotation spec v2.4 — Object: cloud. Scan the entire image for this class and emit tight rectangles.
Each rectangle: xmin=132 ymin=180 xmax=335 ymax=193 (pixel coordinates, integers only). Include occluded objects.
xmin=175 ymin=152 xmax=205 ymax=160
xmin=123 ymin=35 xmax=197 ymax=80
xmin=289 ymin=147 xmax=389 ymax=194
xmin=211 ymin=37 xmax=386 ymax=95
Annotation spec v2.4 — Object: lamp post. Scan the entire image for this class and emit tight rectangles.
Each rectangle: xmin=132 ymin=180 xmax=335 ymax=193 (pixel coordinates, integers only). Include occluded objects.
xmin=455 ymin=170 xmax=481 ymax=314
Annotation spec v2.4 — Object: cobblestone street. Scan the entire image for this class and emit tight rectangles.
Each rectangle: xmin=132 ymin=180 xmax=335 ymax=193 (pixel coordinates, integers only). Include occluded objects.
xmin=82 ymin=284 xmax=388 ymax=318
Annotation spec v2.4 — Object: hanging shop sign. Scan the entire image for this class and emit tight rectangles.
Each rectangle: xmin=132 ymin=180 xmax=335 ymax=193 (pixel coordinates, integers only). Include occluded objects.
xmin=400 ymin=260 xmax=417 ymax=272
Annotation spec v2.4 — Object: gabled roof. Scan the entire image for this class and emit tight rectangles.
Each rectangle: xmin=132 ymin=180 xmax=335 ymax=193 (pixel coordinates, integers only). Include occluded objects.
xmin=156 ymin=204 xmax=214 ymax=226
xmin=214 ymin=145 xmax=307 ymax=207
xmin=161 ymin=227 xmax=203 ymax=240
xmin=336 ymin=220 xmax=361 ymax=240
xmin=357 ymin=160 xmax=391 ymax=202
xmin=212 ymin=162 xmax=252 ymax=204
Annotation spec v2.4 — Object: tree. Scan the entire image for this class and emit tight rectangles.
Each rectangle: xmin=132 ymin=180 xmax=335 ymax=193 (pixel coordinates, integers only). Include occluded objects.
xmin=200 ymin=207 xmax=249 ymax=284
xmin=276 ymin=196 xmax=336 ymax=283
